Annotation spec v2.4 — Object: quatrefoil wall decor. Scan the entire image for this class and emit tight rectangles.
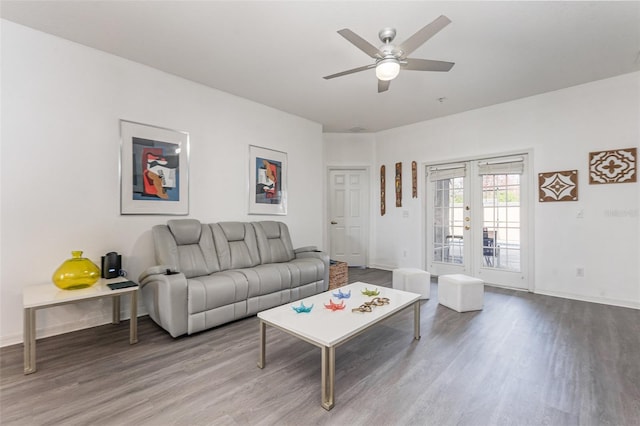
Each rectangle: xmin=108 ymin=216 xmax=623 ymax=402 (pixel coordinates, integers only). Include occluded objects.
xmin=589 ymin=148 xmax=637 ymax=185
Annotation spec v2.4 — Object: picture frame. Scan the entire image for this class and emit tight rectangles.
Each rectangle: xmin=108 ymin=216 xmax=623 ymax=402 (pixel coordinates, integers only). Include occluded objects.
xmin=120 ymin=120 xmax=189 ymax=215
xmin=248 ymin=145 xmax=287 ymax=215
xmin=538 ymin=170 xmax=578 ymax=202
xmin=380 ymin=165 xmax=386 ymax=216
xmin=589 ymin=147 xmax=637 ymax=184
xmin=395 ymin=162 xmax=402 ymax=207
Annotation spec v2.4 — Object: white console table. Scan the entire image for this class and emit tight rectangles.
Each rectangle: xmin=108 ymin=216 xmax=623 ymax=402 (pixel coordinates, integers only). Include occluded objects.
xmin=23 ymin=277 xmax=138 ymax=374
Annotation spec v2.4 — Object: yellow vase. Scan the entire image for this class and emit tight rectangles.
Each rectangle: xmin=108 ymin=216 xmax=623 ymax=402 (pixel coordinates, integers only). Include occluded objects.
xmin=52 ymin=251 xmax=100 ymax=290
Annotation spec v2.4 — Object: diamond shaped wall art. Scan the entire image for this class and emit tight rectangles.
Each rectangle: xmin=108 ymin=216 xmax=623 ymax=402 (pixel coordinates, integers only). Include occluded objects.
xmin=538 ymin=170 xmax=578 ymax=202
xmin=589 ymin=147 xmax=637 ymax=184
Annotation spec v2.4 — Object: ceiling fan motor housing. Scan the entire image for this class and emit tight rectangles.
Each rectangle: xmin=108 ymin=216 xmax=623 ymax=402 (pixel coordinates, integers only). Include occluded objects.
xmin=378 ymin=27 xmax=396 ymax=44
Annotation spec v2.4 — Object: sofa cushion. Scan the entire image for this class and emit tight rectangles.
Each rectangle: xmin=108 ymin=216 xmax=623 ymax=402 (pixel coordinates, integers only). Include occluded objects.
xmin=187 ymin=271 xmax=249 ymax=314
xmin=287 ymin=258 xmax=325 ymax=287
xmin=211 ymin=222 xmax=261 ymax=270
xmin=153 ymin=220 xmax=220 ymax=278
xmin=253 ymin=221 xmax=295 ymax=264
xmin=168 ymin=219 xmax=203 ymax=245
xmin=239 ymin=263 xmax=292 ymax=298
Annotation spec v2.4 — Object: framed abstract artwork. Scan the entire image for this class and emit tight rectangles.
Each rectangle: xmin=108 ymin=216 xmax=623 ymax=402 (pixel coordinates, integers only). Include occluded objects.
xmin=120 ymin=120 xmax=189 ymax=215
xmin=589 ymin=147 xmax=637 ymax=184
xmin=249 ymin=145 xmax=287 ymax=215
xmin=538 ymin=170 xmax=578 ymax=202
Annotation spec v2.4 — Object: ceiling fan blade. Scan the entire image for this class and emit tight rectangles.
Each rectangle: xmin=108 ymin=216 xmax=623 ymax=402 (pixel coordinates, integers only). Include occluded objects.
xmin=378 ymin=79 xmax=390 ymax=93
xmin=323 ymin=63 xmax=376 ymax=80
xmin=397 ymin=15 xmax=451 ymax=58
xmin=337 ymin=29 xmax=381 ymax=58
xmin=403 ymin=58 xmax=455 ymax=72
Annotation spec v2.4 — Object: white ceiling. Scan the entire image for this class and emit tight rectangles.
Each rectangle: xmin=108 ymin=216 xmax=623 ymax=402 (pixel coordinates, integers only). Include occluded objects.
xmin=2 ymin=1 xmax=639 ymax=133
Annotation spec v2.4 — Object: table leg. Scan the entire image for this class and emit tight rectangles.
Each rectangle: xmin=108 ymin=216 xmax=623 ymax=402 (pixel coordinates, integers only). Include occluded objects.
xmin=257 ymin=320 xmax=266 ymax=369
xmin=23 ymin=308 xmax=36 ymax=374
xmin=414 ymin=300 xmax=421 ymax=340
xmin=321 ymin=345 xmax=336 ymax=410
xmin=112 ymin=295 xmax=121 ymax=324
xmin=130 ymin=291 xmax=138 ymax=344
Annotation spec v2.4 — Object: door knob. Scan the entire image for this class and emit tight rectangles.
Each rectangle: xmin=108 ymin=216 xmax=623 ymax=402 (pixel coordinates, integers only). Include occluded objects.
xmin=465 ymin=225 xmax=470 ymax=230
xmin=331 ymin=221 xmax=337 ymax=225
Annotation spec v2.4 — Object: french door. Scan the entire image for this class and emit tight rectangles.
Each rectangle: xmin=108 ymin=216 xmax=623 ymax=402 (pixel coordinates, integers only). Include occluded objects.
xmin=426 ymin=155 xmax=530 ymax=290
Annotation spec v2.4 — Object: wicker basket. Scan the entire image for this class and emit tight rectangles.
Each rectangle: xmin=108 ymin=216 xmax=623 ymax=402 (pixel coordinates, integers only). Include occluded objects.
xmin=329 ymin=261 xmax=348 ymax=290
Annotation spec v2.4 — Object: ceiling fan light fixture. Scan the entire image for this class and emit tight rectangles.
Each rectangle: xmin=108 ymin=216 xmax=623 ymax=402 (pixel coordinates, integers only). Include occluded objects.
xmin=375 ymin=58 xmax=400 ymax=81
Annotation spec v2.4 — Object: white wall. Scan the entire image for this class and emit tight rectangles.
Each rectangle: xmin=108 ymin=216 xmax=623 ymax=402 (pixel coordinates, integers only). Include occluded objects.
xmin=323 ymin=133 xmax=376 ymax=256
xmin=0 ymin=21 xmax=325 ymax=346
xmin=322 ymin=73 xmax=639 ymax=309
xmin=2 ymin=22 xmax=637 ymax=348
xmin=372 ymin=72 xmax=639 ymax=308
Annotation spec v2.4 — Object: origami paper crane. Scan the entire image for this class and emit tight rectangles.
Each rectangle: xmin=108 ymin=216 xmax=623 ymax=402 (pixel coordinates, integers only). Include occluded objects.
xmin=324 ymin=299 xmax=346 ymax=311
xmin=332 ymin=288 xmax=352 ymax=299
xmin=292 ymin=302 xmax=314 ymax=313
xmin=361 ymin=287 xmax=380 ymax=297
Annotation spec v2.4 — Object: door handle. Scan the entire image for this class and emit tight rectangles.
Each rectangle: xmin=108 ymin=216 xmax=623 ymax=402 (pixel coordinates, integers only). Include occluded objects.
xmin=331 ymin=221 xmax=338 ymax=225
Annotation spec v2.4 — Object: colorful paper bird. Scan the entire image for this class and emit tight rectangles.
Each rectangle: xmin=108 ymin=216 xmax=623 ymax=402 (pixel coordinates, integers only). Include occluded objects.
xmin=292 ymin=302 xmax=314 ymax=313
xmin=361 ymin=287 xmax=380 ymax=297
xmin=324 ymin=299 xmax=346 ymax=311
xmin=332 ymin=288 xmax=352 ymax=299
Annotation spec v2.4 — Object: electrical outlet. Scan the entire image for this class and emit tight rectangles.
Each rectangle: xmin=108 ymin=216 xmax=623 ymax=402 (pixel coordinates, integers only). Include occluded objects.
xmin=576 ymin=267 xmax=584 ymax=277
xmin=403 ymin=250 xmax=407 ymax=258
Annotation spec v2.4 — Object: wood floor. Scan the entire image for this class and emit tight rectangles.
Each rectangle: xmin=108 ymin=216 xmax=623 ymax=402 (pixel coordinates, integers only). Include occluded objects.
xmin=1 ymin=268 xmax=639 ymax=425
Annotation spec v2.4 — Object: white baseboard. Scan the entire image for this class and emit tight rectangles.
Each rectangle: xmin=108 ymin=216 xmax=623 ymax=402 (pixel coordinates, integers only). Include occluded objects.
xmin=367 ymin=263 xmax=394 ymax=271
xmin=534 ymin=289 xmax=639 ymax=310
xmin=365 ymin=266 xmax=639 ymax=310
xmin=3 ymin=287 xmax=634 ymax=348
xmin=0 ymin=309 xmax=146 ymax=348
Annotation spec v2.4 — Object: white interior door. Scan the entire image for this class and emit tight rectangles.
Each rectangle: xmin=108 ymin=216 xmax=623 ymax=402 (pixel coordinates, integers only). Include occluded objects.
xmin=328 ymin=169 xmax=369 ymax=267
xmin=426 ymin=155 xmax=530 ymax=290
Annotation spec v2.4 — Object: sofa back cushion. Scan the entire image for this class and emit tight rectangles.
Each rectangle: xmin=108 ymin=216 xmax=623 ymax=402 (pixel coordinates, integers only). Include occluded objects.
xmin=252 ymin=221 xmax=295 ymax=264
xmin=152 ymin=219 xmax=220 ymax=278
xmin=211 ymin=222 xmax=261 ymax=270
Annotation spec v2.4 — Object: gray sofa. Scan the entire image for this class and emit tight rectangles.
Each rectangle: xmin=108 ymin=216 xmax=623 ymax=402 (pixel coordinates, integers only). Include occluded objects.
xmin=139 ymin=219 xmax=329 ymax=337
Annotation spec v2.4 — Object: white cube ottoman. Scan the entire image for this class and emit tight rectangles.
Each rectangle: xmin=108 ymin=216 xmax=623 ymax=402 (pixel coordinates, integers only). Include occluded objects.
xmin=392 ymin=268 xmax=430 ymax=300
xmin=438 ymin=274 xmax=484 ymax=312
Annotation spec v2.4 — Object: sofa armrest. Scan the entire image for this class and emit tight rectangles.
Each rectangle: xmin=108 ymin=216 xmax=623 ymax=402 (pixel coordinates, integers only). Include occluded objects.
xmin=294 ymin=245 xmax=319 ymax=254
xmin=138 ymin=268 xmax=188 ymax=338
xmin=295 ymin=249 xmax=330 ymax=290
xmin=138 ymin=265 xmax=178 ymax=284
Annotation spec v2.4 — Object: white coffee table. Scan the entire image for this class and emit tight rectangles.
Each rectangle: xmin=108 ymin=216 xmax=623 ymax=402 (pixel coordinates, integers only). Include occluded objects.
xmin=23 ymin=277 xmax=139 ymax=374
xmin=257 ymin=281 xmax=421 ymax=410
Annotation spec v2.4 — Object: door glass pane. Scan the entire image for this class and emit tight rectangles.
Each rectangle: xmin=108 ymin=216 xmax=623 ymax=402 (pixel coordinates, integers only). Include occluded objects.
xmin=433 ymin=177 xmax=464 ymax=264
xmin=482 ymin=174 xmax=521 ymax=271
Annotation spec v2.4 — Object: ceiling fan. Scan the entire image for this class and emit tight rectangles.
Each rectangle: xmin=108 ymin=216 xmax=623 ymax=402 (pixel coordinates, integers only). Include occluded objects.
xmin=323 ymin=15 xmax=455 ymax=93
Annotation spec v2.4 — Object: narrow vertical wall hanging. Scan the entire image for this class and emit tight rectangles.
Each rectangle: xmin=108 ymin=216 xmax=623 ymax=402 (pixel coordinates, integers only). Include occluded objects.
xmin=395 ymin=162 xmax=402 ymax=207
xmin=589 ymin=147 xmax=637 ymax=184
xmin=538 ymin=170 xmax=578 ymax=202
xmin=380 ymin=165 xmax=386 ymax=216
xmin=411 ymin=161 xmax=418 ymax=198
